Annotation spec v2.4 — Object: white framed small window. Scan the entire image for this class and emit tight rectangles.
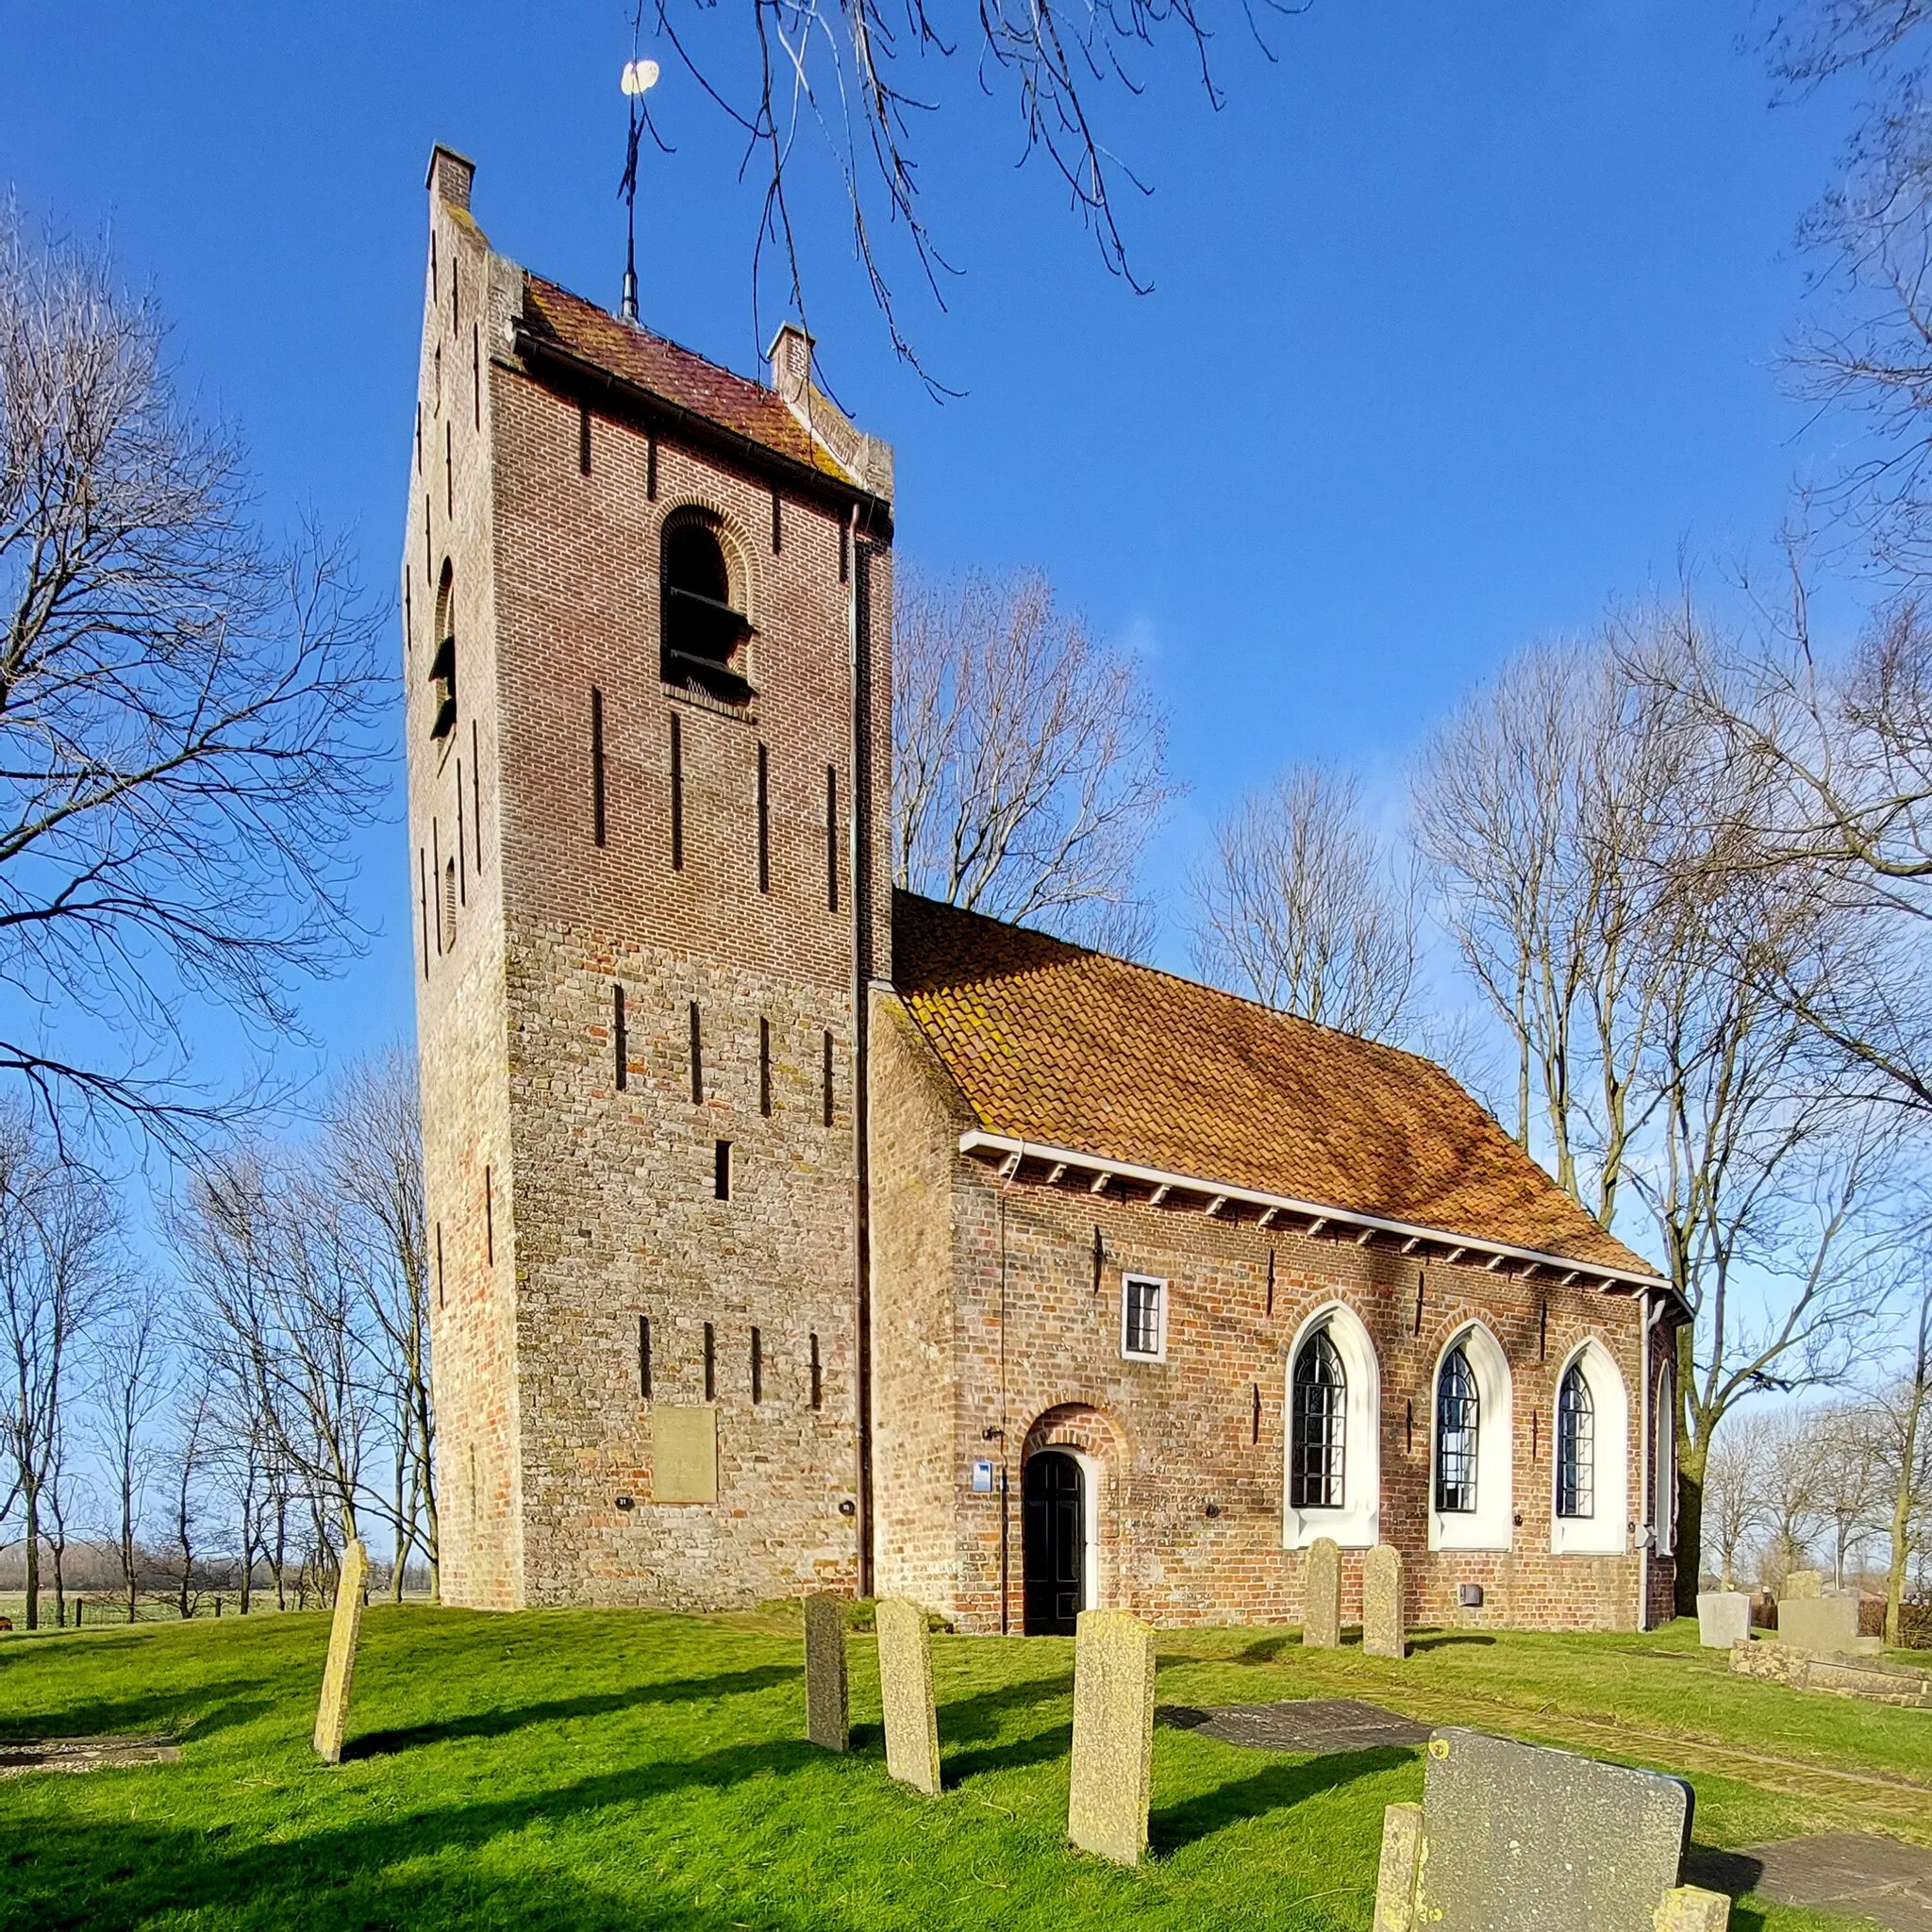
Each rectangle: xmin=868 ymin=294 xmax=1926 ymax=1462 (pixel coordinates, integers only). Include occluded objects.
xmin=1120 ymin=1274 xmax=1166 ymax=1362
xmin=1282 ymin=1302 xmax=1382 ymax=1550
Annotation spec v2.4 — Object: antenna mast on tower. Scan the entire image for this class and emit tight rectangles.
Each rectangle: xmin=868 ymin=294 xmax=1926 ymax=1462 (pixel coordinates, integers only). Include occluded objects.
xmin=619 ymin=56 xmax=659 ymax=323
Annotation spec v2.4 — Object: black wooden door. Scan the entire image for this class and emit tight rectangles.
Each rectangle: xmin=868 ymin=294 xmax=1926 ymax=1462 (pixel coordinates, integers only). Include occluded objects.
xmin=1022 ymin=1450 xmax=1084 ymax=1636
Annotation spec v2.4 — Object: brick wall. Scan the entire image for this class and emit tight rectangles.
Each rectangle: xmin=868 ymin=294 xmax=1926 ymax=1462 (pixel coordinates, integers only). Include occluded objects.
xmin=870 ymin=1001 xmax=1674 ymax=1634
xmin=409 ymin=155 xmax=894 ymax=1610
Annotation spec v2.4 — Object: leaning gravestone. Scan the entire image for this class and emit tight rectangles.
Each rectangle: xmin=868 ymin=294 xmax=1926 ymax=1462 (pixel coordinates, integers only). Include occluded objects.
xmin=803 ymin=1592 xmax=849 ymax=1751
xmin=1303 ymin=1536 xmax=1342 ymax=1650
xmin=1696 ymin=1591 xmax=1752 ymax=1651
xmin=1782 ymin=1569 xmax=1824 ymax=1601
xmin=312 ymin=1537 xmax=369 ymax=1765
xmin=1373 ymin=1727 xmax=1729 ymax=1931
xmin=1068 ymin=1608 xmax=1158 ymax=1867
xmin=1776 ymin=1594 xmax=1876 ymax=1657
xmin=874 ymin=1599 xmax=941 ymax=1795
xmin=1363 ymin=1543 xmax=1407 ymax=1659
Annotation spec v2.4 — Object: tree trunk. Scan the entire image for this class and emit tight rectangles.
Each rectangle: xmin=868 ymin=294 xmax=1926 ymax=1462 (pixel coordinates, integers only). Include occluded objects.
xmin=1674 ymin=1427 xmax=1707 ymax=1620
xmin=22 ymin=1481 xmax=40 ymax=1631
xmin=1885 ymin=1374 xmax=1926 ymax=1649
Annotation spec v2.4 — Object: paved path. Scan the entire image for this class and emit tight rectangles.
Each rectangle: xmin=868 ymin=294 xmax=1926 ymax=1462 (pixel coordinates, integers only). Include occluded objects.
xmin=1689 ymin=1835 xmax=1932 ymax=1931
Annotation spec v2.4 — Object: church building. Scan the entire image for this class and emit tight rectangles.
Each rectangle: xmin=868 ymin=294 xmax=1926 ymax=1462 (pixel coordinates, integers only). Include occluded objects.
xmin=406 ymin=147 xmax=1685 ymax=1636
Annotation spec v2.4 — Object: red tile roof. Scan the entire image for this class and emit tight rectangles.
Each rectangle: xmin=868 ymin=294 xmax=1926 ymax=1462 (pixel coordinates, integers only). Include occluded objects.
xmin=519 ymin=274 xmax=858 ymax=485
xmin=891 ymin=892 xmax=1658 ymax=1281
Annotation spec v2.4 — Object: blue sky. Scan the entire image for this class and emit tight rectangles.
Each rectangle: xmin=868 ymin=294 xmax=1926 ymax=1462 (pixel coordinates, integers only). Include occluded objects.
xmin=0 ymin=0 xmax=1868 ymax=1084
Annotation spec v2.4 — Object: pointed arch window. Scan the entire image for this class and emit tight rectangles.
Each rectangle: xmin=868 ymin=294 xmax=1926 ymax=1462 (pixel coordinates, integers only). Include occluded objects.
xmin=1435 ymin=1342 xmax=1480 ymax=1514
xmin=661 ymin=512 xmax=753 ymax=702
xmin=1290 ymin=1327 xmax=1346 ymax=1510
xmin=1556 ymin=1360 xmax=1594 ymax=1519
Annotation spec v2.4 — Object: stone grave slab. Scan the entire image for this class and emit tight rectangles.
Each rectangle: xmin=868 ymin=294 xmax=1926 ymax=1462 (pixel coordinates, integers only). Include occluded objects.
xmin=1696 ymin=1591 xmax=1751 ymax=1650
xmin=312 ymin=1537 xmax=369 ymax=1764
xmin=1303 ymin=1536 xmax=1342 ymax=1649
xmin=1776 ymin=1594 xmax=1876 ymax=1657
xmin=874 ymin=1598 xmax=941 ymax=1795
xmin=1729 ymin=1641 xmax=1931 ymax=1707
xmin=803 ymin=1592 xmax=848 ymax=1751
xmin=1404 ymin=1726 xmax=1699 ymax=1932
xmin=1363 ymin=1543 xmax=1407 ymax=1659
xmin=1696 ymin=1834 xmax=1932 ymax=1932
xmin=1068 ymin=1607 xmax=1157 ymax=1867
xmin=0 ymin=1735 xmax=181 ymax=1777
xmin=1162 ymin=1697 xmax=1430 ymax=1754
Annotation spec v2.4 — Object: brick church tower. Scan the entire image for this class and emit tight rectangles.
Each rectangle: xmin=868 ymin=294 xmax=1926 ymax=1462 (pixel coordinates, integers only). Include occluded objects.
xmin=405 ymin=148 xmax=894 ymax=1608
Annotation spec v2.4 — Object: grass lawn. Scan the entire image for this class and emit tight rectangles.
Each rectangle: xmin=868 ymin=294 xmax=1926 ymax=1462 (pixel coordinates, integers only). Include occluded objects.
xmin=1 ymin=1607 xmax=1926 ymax=1932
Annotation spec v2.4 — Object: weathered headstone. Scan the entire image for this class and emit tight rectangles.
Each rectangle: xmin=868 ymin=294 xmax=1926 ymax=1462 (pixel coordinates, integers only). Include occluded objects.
xmin=1068 ymin=1608 xmax=1157 ymax=1867
xmin=1777 ymin=1594 xmax=1870 ymax=1657
xmin=1782 ymin=1568 xmax=1824 ymax=1600
xmin=1363 ymin=1543 xmax=1407 ymax=1659
xmin=312 ymin=1537 xmax=369 ymax=1765
xmin=1371 ymin=1727 xmax=1727 ymax=1932
xmin=874 ymin=1599 xmax=941 ymax=1795
xmin=1303 ymin=1535 xmax=1342 ymax=1650
xmin=1696 ymin=1591 xmax=1752 ymax=1651
xmin=803 ymin=1592 xmax=849 ymax=1751
xmin=1729 ymin=1640 xmax=1931 ymax=1707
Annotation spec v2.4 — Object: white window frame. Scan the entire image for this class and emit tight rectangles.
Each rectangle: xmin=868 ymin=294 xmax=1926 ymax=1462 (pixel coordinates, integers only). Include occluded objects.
xmin=1282 ymin=1302 xmax=1381 ymax=1550
xmin=1549 ymin=1339 xmax=1629 ymax=1557
xmin=1119 ymin=1274 xmax=1167 ymax=1363
xmin=1428 ymin=1321 xmax=1514 ymax=1553
xmin=1653 ymin=1361 xmax=1677 ymax=1557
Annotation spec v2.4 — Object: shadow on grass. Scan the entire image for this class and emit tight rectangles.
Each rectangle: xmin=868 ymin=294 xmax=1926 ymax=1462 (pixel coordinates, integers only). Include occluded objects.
xmin=1149 ymin=1746 xmax=1412 ymax=1857
xmin=2 ymin=1736 xmax=831 ymax=1932
xmin=932 ymin=1669 xmax=1075 ymax=1785
xmin=1227 ymin=1633 xmax=1296 ymax=1666
xmin=0 ymin=1690 xmax=277 ymax=1746
xmin=344 ymin=1665 xmax=797 ymax=1758
xmin=1406 ymin=1633 xmax=1497 ymax=1652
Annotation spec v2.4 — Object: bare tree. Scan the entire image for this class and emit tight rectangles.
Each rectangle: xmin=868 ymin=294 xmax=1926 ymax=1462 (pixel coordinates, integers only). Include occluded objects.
xmin=634 ymin=0 xmax=1303 ymax=381
xmin=321 ymin=1051 xmax=435 ymax=1600
xmin=1874 ymin=1267 xmax=1932 ymax=1641
xmin=893 ymin=569 xmax=1176 ymax=954
xmin=0 ymin=1106 xmax=116 ymax=1627
xmin=167 ymin=1367 xmax=215 ymax=1618
xmin=0 ymin=208 xmax=385 ymax=1150
xmin=1189 ymin=764 xmax=1423 ymax=1042
xmin=1703 ymin=1415 xmax=1768 ymax=1590
xmin=92 ymin=1286 xmax=167 ymax=1623
xmin=1413 ymin=633 xmax=1690 ymax=1227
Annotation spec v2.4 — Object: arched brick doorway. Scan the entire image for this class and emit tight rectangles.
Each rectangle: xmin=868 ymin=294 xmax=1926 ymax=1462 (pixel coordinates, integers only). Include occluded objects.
xmin=1019 ymin=1403 xmax=1128 ymax=1635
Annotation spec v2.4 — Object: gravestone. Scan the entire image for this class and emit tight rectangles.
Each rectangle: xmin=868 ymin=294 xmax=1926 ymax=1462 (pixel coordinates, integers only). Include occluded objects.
xmin=1373 ymin=1727 xmax=1729 ymax=1931
xmin=1696 ymin=1591 xmax=1752 ymax=1651
xmin=1068 ymin=1608 xmax=1158 ymax=1867
xmin=874 ymin=1599 xmax=941 ymax=1795
xmin=803 ymin=1592 xmax=849 ymax=1751
xmin=1363 ymin=1543 xmax=1407 ymax=1659
xmin=1777 ymin=1594 xmax=1874 ymax=1657
xmin=312 ymin=1537 xmax=369 ymax=1764
xmin=1782 ymin=1569 xmax=1824 ymax=1600
xmin=1303 ymin=1536 xmax=1342 ymax=1649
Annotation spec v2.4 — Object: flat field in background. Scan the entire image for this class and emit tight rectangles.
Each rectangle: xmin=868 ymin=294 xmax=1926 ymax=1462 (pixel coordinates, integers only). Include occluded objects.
xmin=1 ymin=1607 xmax=1926 ymax=1931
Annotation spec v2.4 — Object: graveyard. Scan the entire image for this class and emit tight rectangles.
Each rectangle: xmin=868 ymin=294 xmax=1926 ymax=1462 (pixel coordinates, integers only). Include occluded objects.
xmin=2 ymin=1602 xmax=1928 ymax=1931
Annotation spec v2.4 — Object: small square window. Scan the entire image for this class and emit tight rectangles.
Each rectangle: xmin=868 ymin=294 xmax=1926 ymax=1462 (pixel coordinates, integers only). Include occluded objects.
xmin=1120 ymin=1274 xmax=1166 ymax=1362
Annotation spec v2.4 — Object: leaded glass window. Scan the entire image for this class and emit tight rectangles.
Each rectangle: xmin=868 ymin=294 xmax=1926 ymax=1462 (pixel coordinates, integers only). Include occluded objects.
xmin=1557 ymin=1360 xmax=1594 ymax=1519
xmin=1436 ymin=1342 xmax=1480 ymax=1513
xmin=1290 ymin=1327 xmax=1347 ymax=1509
